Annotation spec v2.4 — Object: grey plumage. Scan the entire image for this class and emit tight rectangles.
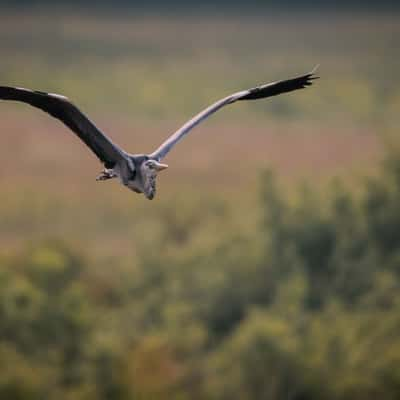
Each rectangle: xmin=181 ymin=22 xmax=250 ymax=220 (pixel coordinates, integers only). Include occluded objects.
xmin=0 ymin=68 xmax=319 ymax=199
xmin=150 ymin=69 xmax=319 ymax=160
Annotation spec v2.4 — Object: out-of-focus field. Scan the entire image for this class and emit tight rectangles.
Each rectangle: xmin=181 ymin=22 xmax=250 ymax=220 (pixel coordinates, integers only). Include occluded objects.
xmin=0 ymin=11 xmax=396 ymax=257
xmin=2 ymin=9 xmax=400 ymax=400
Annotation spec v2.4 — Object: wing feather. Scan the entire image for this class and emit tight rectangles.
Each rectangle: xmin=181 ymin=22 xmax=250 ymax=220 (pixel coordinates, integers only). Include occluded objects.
xmin=150 ymin=69 xmax=319 ymax=161
xmin=0 ymin=86 xmax=126 ymax=167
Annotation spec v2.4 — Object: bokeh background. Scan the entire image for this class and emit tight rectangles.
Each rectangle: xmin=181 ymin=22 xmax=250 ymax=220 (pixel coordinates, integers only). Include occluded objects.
xmin=0 ymin=1 xmax=399 ymax=399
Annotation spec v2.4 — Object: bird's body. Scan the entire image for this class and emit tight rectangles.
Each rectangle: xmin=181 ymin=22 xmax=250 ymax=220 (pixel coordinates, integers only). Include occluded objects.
xmin=107 ymin=155 xmax=167 ymax=199
xmin=0 ymin=68 xmax=318 ymax=199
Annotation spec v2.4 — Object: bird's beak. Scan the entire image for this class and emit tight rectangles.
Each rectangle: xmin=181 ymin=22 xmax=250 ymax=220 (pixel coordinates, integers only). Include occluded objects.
xmin=156 ymin=162 xmax=168 ymax=171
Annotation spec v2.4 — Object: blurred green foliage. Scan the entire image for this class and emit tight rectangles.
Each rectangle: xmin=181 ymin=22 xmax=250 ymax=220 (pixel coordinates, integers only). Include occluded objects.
xmin=0 ymin=8 xmax=398 ymax=400
xmin=1 ymin=150 xmax=400 ymax=399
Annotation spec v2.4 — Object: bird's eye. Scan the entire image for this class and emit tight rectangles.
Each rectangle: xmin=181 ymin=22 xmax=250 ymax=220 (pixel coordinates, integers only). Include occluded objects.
xmin=148 ymin=163 xmax=155 ymax=169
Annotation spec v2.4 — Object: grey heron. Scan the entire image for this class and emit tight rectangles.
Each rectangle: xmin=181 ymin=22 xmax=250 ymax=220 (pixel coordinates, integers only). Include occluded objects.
xmin=0 ymin=68 xmax=318 ymax=200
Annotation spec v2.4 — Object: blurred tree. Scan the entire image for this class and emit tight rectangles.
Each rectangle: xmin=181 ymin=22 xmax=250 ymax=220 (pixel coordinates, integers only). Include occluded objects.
xmin=1 ymin=150 xmax=400 ymax=399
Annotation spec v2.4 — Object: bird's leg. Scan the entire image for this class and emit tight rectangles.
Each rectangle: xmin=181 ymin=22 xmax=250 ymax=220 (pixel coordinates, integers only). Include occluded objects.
xmin=96 ymin=169 xmax=116 ymax=181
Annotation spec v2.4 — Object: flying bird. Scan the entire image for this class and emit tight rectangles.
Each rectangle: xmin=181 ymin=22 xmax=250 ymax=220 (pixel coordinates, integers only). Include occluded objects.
xmin=0 ymin=68 xmax=319 ymax=199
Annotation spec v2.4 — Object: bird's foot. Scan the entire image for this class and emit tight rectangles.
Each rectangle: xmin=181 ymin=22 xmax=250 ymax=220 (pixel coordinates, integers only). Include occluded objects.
xmin=96 ymin=169 xmax=116 ymax=181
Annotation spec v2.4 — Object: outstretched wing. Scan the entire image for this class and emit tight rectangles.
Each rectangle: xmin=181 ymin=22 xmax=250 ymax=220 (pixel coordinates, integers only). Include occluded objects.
xmin=150 ymin=68 xmax=319 ymax=161
xmin=0 ymin=86 xmax=127 ymax=168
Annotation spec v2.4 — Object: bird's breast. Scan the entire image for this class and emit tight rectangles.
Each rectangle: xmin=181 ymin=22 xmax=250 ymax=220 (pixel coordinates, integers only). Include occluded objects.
xmin=126 ymin=178 xmax=144 ymax=193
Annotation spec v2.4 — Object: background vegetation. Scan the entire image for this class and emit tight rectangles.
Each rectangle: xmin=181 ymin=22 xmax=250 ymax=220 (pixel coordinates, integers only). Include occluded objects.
xmin=0 ymin=4 xmax=399 ymax=399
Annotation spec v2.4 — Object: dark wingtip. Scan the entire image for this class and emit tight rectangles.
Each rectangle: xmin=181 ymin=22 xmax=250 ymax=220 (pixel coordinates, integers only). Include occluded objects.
xmin=307 ymin=65 xmax=320 ymax=81
xmin=303 ymin=66 xmax=320 ymax=87
xmin=238 ymin=66 xmax=320 ymax=101
xmin=310 ymin=64 xmax=320 ymax=74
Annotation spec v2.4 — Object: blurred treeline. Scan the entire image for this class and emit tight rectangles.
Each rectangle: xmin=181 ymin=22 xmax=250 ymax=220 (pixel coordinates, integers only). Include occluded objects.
xmin=0 ymin=7 xmax=398 ymax=400
xmin=1 ymin=148 xmax=400 ymax=400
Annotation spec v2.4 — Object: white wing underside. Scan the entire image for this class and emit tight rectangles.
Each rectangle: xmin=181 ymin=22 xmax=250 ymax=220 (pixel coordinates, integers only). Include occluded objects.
xmin=150 ymin=68 xmax=319 ymax=161
xmin=150 ymin=91 xmax=247 ymax=160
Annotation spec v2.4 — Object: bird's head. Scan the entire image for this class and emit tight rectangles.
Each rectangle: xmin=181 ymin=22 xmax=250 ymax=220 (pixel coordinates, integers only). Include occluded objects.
xmin=140 ymin=159 xmax=169 ymax=200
